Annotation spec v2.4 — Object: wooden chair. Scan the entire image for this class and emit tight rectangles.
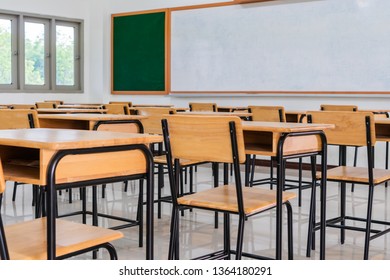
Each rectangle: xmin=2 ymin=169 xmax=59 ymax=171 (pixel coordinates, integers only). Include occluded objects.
xmin=189 ymin=102 xmax=217 ymax=112
xmin=102 ymin=104 xmax=130 ymax=115
xmin=135 ymin=107 xmax=207 ymax=219
xmin=320 ymin=104 xmax=358 ymax=111
xmin=0 ymin=159 xmax=123 ymax=260
xmin=0 ymin=109 xmax=40 ymax=206
xmin=162 ymin=114 xmax=297 ymax=260
xmin=44 ymin=100 xmax=63 ymax=105
xmin=35 ymin=102 xmax=58 ymax=109
xmin=109 ymin=101 xmax=132 ymax=108
xmin=246 ymin=105 xmax=285 ymax=186
xmin=80 ymin=119 xmax=145 ymax=247
xmin=320 ymin=104 xmax=359 ymax=192
xmin=306 ymin=111 xmax=390 ymax=260
xmin=246 ymin=106 xmax=311 ymax=205
xmin=9 ymin=104 xmax=36 ymax=109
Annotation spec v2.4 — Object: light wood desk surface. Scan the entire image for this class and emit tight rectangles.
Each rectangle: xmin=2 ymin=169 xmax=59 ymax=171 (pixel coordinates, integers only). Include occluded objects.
xmin=58 ymin=104 xmax=104 ymax=109
xmin=242 ymin=121 xmax=334 ymax=157
xmin=36 ymin=108 xmax=107 ymax=114
xmin=217 ymin=106 xmax=248 ymax=112
xmin=178 ymin=111 xmax=252 ymax=119
xmin=38 ymin=113 xmax=146 ymax=130
xmin=0 ymin=128 xmax=161 ymax=259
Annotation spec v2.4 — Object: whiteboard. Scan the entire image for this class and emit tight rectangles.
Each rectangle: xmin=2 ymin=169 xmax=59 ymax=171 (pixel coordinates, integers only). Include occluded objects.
xmin=170 ymin=0 xmax=390 ymax=92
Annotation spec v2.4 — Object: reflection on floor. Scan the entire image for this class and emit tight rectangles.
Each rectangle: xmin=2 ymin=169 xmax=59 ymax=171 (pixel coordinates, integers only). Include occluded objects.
xmin=1 ymin=164 xmax=390 ymax=260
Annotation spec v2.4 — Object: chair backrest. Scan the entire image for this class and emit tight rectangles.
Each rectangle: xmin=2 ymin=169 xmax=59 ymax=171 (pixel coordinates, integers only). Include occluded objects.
xmin=162 ymin=115 xmax=246 ymax=164
xmin=35 ymin=102 xmax=58 ymax=109
xmin=306 ymin=111 xmax=375 ymax=147
xmin=320 ymin=104 xmax=358 ymax=111
xmin=93 ymin=119 xmax=144 ymax=134
xmin=109 ymin=101 xmax=132 ymax=108
xmin=136 ymin=107 xmax=176 ymax=134
xmin=10 ymin=104 xmax=36 ymax=109
xmin=189 ymin=102 xmax=217 ymax=112
xmin=248 ymin=106 xmax=285 ymax=122
xmin=44 ymin=100 xmax=63 ymax=105
xmin=102 ymin=104 xmax=130 ymax=115
xmin=0 ymin=109 xmax=39 ymax=129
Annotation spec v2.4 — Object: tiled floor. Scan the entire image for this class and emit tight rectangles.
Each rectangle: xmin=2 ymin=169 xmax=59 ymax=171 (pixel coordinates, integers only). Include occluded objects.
xmin=1 ymin=163 xmax=390 ymax=260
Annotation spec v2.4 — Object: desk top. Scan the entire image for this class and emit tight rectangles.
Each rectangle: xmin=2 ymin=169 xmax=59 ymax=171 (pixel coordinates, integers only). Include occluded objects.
xmin=242 ymin=121 xmax=334 ymax=132
xmin=217 ymin=106 xmax=248 ymax=112
xmin=58 ymin=104 xmax=104 ymax=109
xmin=37 ymin=108 xmax=107 ymax=114
xmin=178 ymin=111 xmax=252 ymax=117
xmin=0 ymin=128 xmax=162 ymax=150
xmin=38 ymin=113 xmax=146 ymax=121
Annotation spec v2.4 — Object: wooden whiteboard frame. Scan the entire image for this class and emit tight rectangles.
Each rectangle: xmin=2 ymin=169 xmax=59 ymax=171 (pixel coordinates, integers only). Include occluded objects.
xmin=111 ymin=1 xmax=390 ymax=95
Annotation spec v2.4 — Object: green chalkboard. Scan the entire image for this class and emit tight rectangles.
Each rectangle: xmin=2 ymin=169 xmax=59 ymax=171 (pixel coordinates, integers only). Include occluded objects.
xmin=112 ymin=11 xmax=166 ymax=94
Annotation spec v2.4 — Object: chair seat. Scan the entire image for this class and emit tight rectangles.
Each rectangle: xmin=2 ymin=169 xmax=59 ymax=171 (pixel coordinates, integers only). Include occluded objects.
xmin=4 ymin=217 xmax=123 ymax=260
xmin=153 ymin=155 xmax=205 ymax=166
xmin=177 ymin=185 xmax=296 ymax=216
xmin=317 ymin=166 xmax=390 ymax=185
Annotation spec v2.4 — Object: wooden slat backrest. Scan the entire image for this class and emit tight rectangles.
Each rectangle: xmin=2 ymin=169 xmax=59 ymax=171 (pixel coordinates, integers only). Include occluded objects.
xmin=307 ymin=111 xmax=375 ymax=146
xmin=320 ymin=104 xmax=358 ymax=111
xmin=35 ymin=102 xmax=57 ymax=109
xmin=10 ymin=104 xmax=36 ymax=109
xmin=248 ymin=106 xmax=285 ymax=122
xmin=136 ymin=107 xmax=176 ymax=135
xmin=163 ymin=115 xmax=246 ymax=164
xmin=102 ymin=104 xmax=129 ymax=115
xmin=0 ymin=109 xmax=40 ymax=129
xmin=109 ymin=101 xmax=132 ymax=107
xmin=189 ymin=102 xmax=217 ymax=112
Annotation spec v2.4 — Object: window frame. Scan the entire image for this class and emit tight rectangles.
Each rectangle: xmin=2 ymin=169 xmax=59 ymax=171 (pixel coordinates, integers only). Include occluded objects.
xmin=0 ymin=14 xmax=18 ymax=90
xmin=0 ymin=10 xmax=83 ymax=93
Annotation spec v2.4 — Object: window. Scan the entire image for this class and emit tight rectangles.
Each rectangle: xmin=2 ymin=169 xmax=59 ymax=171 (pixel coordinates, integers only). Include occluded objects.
xmin=0 ymin=11 xmax=83 ymax=92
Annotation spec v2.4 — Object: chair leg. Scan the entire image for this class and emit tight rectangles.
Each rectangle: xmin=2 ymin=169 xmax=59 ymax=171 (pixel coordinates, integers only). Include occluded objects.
xmin=213 ymin=162 xmax=219 ymax=229
xmin=12 ymin=182 xmax=18 ymax=202
xmin=137 ymin=179 xmax=144 ymax=248
xmin=249 ymin=155 xmax=256 ymax=187
xmin=223 ymin=212 xmax=231 ymax=260
xmin=168 ymin=207 xmax=179 ymax=260
xmin=351 ymin=146 xmax=358 ymax=192
xmin=298 ymin=158 xmax=303 ymax=207
xmin=285 ymin=201 xmax=294 ymax=260
xmin=363 ymin=184 xmax=375 ymax=260
xmin=157 ymin=164 xmax=164 ymax=219
xmin=235 ymin=214 xmax=245 ymax=260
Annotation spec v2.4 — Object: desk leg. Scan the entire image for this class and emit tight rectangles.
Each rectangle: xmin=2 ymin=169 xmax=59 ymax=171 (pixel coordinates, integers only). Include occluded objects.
xmin=275 ymin=155 xmax=285 ymax=260
xmin=145 ymin=150 xmax=155 ymax=260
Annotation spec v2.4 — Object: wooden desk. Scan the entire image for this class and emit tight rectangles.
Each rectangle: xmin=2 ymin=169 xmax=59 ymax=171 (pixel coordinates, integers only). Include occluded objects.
xmin=285 ymin=110 xmax=307 ymax=123
xmin=38 ymin=114 xmax=146 ymax=130
xmin=241 ymin=120 xmax=333 ymax=259
xmin=58 ymin=104 xmax=104 ymax=109
xmin=133 ymin=104 xmax=173 ymax=107
xmin=36 ymin=108 xmax=107 ymax=114
xmin=217 ymin=106 xmax=248 ymax=112
xmin=178 ymin=111 xmax=252 ymax=119
xmin=0 ymin=128 xmax=161 ymax=259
